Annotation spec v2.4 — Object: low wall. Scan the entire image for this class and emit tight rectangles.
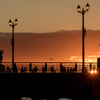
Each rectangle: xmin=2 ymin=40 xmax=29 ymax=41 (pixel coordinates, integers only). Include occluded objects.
xmin=0 ymin=73 xmax=99 ymax=100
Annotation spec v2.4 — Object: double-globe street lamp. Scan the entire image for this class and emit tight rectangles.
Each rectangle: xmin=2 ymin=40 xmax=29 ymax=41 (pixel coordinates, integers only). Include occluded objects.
xmin=9 ymin=18 xmax=18 ymax=67
xmin=77 ymin=3 xmax=90 ymax=73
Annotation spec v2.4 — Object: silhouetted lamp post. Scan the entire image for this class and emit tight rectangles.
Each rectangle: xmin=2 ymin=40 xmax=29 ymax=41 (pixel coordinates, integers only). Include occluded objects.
xmin=77 ymin=3 xmax=90 ymax=73
xmin=9 ymin=18 xmax=18 ymax=67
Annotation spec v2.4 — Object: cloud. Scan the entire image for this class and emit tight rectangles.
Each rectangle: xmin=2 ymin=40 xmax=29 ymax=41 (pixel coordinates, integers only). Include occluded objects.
xmin=70 ymin=55 xmax=98 ymax=62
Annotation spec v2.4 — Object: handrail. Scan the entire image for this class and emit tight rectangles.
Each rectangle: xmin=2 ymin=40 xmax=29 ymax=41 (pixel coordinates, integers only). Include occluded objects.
xmin=0 ymin=62 xmax=97 ymax=73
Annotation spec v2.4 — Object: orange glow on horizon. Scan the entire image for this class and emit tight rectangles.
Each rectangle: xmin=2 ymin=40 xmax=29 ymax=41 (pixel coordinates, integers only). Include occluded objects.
xmin=1 ymin=30 xmax=100 ymax=62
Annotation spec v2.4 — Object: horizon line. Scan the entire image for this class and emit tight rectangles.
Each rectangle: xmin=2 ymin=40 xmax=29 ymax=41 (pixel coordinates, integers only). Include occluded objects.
xmin=0 ymin=29 xmax=100 ymax=34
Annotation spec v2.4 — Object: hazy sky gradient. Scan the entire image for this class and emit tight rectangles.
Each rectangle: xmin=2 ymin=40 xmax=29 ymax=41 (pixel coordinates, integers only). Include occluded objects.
xmin=0 ymin=0 xmax=100 ymax=33
xmin=0 ymin=30 xmax=100 ymax=62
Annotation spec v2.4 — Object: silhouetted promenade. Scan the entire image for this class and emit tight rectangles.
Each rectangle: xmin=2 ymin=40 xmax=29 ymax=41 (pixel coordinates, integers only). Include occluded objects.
xmin=0 ymin=73 xmax=99 ymax=100
xmin=0 ymin=62 xmax=99 ymax=100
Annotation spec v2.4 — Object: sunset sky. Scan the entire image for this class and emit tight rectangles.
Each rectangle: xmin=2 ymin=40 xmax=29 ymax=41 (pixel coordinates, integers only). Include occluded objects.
xmin=0 ymin=30 xmax=100 ymax=62
xmin=0 ymin=0 xmax=100 ymax=33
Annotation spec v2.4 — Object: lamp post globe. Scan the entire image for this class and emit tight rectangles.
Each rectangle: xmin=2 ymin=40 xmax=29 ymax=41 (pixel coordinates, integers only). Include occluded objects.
xmin=77 ymin=5 xmax=81 ymax=13
xmin=86 ymin=3 xmax=90 ymax=11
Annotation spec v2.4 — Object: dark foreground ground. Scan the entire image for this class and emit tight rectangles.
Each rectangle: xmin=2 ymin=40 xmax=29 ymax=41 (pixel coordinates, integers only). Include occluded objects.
xmin=0 ymin=73 xmax=99 ymax=100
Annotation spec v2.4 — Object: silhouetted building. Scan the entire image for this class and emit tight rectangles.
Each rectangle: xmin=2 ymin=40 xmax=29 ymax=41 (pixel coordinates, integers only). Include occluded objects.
xmin=97 ymin=58 xmax=100 ymax=72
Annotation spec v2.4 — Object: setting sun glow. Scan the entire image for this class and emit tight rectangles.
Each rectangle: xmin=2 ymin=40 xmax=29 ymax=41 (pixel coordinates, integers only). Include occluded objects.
xmin=90 ymin=70 xmax=97 ymax=74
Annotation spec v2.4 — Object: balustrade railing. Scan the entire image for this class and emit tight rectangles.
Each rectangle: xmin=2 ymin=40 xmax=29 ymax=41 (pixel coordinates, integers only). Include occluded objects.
xmin=0 ymin=62 xmax=97 ymax=73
